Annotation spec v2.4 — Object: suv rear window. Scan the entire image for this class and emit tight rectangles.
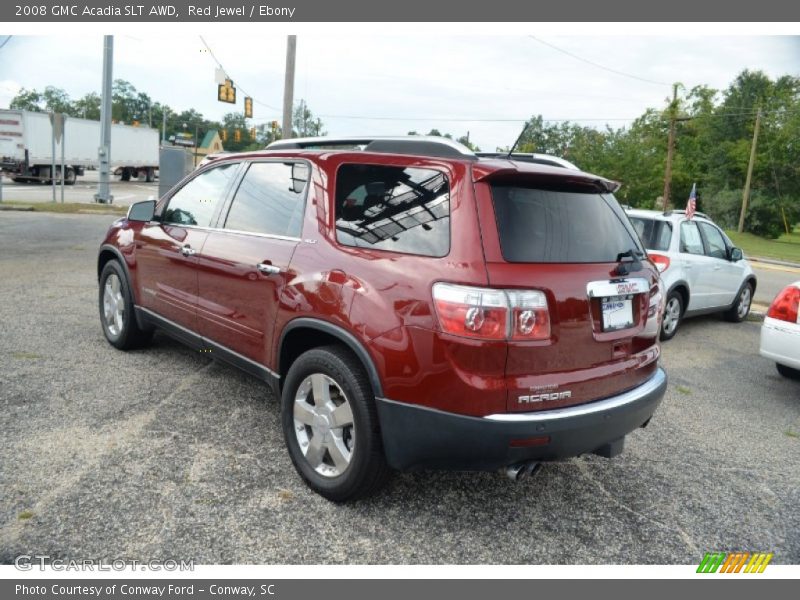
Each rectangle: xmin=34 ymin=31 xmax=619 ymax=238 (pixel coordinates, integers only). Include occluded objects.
xmin=629 ymin=217 xmax=673 ymax=252
xmin=335 ymin=164 xmax=450 ymax=257
xmin=490 ymin=185 xmax=642 ymax=263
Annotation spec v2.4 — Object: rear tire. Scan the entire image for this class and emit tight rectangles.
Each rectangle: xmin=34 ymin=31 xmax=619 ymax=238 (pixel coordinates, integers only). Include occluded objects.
xmin=145 ymin=167 xmax=155 ymax=183
xmin=281 ymin=345 xmax=391 ymax=502
xmin=660 ymin=291 xmax=683 ymax=341
xmin=724 ymin=282 xmax=753 ymax=322
xmin=99 ymin=260 xmax=153 ymax=350
xmin=120 ymin=168 xmax=131 ymax=182
xmin=64 ymin=167 xmax=76 ymax=185
xmin=776 ymin=363 xmax=800 ymax=380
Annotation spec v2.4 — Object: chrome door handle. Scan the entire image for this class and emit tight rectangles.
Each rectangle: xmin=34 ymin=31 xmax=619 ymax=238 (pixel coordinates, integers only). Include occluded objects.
xmin=257 ymin=263 xmax=282 ymax=275
xmin=181 ymin=245 xmax=196 ymax=257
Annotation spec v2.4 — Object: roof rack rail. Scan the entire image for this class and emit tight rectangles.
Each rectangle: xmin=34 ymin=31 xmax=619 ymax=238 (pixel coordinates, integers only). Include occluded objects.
xmin=475 ymin=151 xmax=580 ymax=171
xmin=664 ymin=209 xmax=710 ymax=220
xmin=266 ymin=136 xmax=478 ymax=161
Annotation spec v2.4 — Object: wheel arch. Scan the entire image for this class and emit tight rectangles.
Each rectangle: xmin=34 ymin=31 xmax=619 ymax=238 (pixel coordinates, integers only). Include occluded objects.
xmin=278 ymin=318 xmax=384 ymax=397
xmin=97 ymin=245 xmax=146 ymax=328
xmin=667 ymin=280 xmax=690 ymax=314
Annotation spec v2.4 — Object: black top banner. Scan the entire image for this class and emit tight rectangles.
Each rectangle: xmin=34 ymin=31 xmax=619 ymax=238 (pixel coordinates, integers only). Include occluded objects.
xmin=3 ymin=0 xmax=799 ymax=22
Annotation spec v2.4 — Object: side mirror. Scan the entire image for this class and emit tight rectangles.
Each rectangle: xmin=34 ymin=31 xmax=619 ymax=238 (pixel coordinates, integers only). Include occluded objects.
xmin=729 ymin=247 xmax=743 ymax=262
xmin=127 ymin=199 xmax=156 ymax=222
xmin=290 ymin=162 xmax=309 ymax=194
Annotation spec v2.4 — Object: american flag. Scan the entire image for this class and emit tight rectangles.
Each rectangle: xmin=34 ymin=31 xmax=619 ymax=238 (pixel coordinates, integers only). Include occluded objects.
xmin=685 ymin=183 xmax=697 ymax=219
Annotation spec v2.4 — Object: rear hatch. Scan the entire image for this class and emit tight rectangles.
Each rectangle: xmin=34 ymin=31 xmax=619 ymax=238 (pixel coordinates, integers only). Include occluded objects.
xmin=473 ymin=167 xmax=662 ymax=413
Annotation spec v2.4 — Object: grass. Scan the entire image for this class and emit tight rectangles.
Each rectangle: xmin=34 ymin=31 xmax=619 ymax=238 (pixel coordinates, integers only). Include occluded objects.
xmin=18 ymin=510 xmax=34 ymax=520
xmin=725 ymin=228 xmax=800 ymax=264
xmin=785 ymin=430 xmax=799 ymax=439
xmin=675 ymin=385 xmax=692 ymax=395
xmin=12 ymin=351 xmax=42 ymax=360
xmin=0 ymin=202 xmax=126 ymax=215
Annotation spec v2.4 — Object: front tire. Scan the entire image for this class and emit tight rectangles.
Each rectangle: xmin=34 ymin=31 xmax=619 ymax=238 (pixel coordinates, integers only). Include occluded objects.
xmin=99 ymin=260 xmax=153 ymax=350
xmin=776 ymin=363 xmax=800 ymax=380
xmin=660 ymin=291 xmax=683 ymax=341
xmin=724 ymin=282 xmax=753 ymax=322
xmin=281 ymin=346 xmax=390 ymax=502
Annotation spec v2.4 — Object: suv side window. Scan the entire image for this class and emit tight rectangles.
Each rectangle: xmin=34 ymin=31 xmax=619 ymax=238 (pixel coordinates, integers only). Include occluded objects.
xmin=335 ymin=164 xmax=450 ymax=257
xmin=224 ymin=162 xmax=308 ymax=238
xmin=162 ymin=163 xmax=237 ymax=227
xmin=679 ymin=221 xmax=705 ymax=255
xmin=698 ymin=222 xmax=728 ymax=260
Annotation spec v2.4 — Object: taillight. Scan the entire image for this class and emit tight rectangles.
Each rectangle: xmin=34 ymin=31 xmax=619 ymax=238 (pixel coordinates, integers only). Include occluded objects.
xmin=432 ymin=283 xmax=550 ymax=341
xmin=648 ymin=281 xmax=664 ymax=320
xmin=507 ymin=290 xmax=550 ymax=340
xmin=648 ymin=252 xmax=670 ymax=273
xmin=767 ymin=286 xmax=800 ymax=324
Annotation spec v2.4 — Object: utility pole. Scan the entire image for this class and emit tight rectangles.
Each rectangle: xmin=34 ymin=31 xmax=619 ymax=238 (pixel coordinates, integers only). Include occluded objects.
xmin=162 ymin=109 xmax=167 ymax=143
xmin=661 ymin=83 xmax=679 ymax=212
xmin=95 ymin=35 xmax=113 ymax=204
xmin=282 ymin=35 xmax=296 ymax=140
xmin=737 ymin=108 xmax=762 ymax=233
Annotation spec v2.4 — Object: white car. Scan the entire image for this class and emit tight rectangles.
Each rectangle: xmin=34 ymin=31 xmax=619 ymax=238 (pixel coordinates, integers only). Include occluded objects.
xmin=626 ymin=209 xmax=757 ymax=340
xmin=760 ymin=282 xmax=800 ymax=379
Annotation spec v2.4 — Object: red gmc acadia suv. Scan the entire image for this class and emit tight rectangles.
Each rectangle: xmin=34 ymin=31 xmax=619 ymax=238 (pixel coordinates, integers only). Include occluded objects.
xmin=97 ymin=136 xmax=667 ymax=501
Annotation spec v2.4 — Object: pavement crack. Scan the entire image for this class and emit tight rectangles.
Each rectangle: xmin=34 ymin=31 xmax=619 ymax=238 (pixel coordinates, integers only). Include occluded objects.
xmin=575 ymin=460 xmax=700 ymax=556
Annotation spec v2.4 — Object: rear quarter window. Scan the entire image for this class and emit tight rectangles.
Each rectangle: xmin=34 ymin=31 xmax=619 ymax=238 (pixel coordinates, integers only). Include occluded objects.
xmin=490 ymin=184 xmax=642 ymax=263
xmin=629 ymin=217 xmax=673 ymax=252
xmin=334 ymin=164 xmax=450 ymax=257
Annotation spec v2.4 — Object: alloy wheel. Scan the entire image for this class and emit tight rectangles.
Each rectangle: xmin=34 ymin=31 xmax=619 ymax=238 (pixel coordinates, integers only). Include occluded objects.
xmin=102 ymin=273 xmax=125 ymax=337
xmin=293 ymin=373 xmax=355 ymax=478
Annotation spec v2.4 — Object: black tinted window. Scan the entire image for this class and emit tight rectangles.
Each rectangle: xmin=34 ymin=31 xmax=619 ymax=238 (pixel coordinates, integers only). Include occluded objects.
xmin=225 ymin=162 xmax=308 ymax=237
xmin=490 ymin=185 xmax=641 ymax=263
xmin=163 ymin=163 xmax=237 ymax=227
xmin=629 ymin=217 xmax=673 ymax=251
xmin=335 ymin=164 xmax=450 ymax=257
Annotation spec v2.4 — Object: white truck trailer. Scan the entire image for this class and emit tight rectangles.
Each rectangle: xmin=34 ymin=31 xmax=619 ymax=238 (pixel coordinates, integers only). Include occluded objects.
xmin=0 ymin=109 xmax=159 ymax=184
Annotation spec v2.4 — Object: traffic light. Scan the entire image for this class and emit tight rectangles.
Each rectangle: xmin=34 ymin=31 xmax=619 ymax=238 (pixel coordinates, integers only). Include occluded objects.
xmin=217 ymin=78 xmax=236 ymax=104
xmin=270 ymin=120 xmax=279 ymax=130
xmin=234 ymin=129 xmax=241 ymax=143
xmin=244 ymin=97 xmax=253 ymax=118
xmin=220 ymin=129 xmax=227 ymax=142
xmin=250 ymin=127 xmax=256 ymax=140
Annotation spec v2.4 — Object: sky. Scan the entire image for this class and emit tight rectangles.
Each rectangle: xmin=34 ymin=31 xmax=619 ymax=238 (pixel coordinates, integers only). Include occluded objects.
xmin=0 ymin=35 xmax=798 ymax=151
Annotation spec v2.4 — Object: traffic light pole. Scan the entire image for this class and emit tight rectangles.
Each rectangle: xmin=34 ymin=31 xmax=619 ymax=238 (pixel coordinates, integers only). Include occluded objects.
xmin=282 ymin=35 xmax=296 ymax=139
xmin=95 ymin=35 xmax=114 ymax=204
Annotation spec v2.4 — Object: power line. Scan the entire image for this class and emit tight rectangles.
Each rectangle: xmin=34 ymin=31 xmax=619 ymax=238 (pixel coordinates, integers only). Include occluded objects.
xmin=198 ymin=36 xmax=282 ymax=113
xmin=0 ymin=36 xmax=12 ymax=51
xmin=528 ymin=35 xmax=671 ymax=87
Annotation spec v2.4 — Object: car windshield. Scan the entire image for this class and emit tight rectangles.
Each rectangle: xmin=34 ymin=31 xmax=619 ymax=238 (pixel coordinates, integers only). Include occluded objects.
xmin=628 ymin=217 xmax=673 ymax=252
xmin=489 ymin=184 xmax=643 ymax=263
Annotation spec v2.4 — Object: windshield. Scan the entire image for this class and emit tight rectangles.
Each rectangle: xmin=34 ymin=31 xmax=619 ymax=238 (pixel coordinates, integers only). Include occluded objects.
xmin=490 ymin=184 xmax=643 ymax=263
xmin=628 ymin=217 xmax=673 ymax=252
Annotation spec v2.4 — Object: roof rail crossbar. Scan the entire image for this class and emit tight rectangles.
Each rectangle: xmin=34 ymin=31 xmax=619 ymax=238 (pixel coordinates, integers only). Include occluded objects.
xmin=664 ymin=209 xmax=710 ymax=220
xmin=266 ymin=136 xmax=478 ymax=161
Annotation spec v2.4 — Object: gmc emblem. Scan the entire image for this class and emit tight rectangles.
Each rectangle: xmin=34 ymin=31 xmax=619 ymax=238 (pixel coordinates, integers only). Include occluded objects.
xmin=518 ymin=391 xmax=572 ymax=404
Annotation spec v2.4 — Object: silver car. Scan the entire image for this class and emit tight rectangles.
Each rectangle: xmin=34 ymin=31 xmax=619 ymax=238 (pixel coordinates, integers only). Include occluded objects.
xmin=626 ymin=209 xmax=757 ymax=340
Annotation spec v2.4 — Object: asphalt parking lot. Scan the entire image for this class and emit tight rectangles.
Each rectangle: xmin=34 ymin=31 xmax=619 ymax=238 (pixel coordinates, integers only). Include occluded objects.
xmin=1 ymin=211 xmax=798 ymax=565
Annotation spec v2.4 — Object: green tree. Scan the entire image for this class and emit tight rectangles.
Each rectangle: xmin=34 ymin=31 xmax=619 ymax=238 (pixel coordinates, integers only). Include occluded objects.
xmin=292 ymin=99 xmax=326 ymax=137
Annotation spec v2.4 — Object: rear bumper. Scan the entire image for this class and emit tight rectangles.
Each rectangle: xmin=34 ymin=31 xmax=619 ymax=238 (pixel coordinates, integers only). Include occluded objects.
xmin=376 ymin=367 xmax=667 ymax=471
xmin=760 ymin=317 xmax=800 ymax=370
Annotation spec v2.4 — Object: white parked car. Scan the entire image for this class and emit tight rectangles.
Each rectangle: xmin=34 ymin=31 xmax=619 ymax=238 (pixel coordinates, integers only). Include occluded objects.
xmin=626 ymin=209 xmax=757 ymax=340
xmin=760 ymin=282 xmax=800 ymax=379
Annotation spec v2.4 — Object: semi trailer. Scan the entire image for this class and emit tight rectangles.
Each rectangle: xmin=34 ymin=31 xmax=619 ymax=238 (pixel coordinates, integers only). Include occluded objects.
xmin=0 ymin=109 xmax=159 ymax=184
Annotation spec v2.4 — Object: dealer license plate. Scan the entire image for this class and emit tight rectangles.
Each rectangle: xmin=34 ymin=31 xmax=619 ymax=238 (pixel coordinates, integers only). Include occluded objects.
xmin=601 ymin=296 xmax=634 ymax=332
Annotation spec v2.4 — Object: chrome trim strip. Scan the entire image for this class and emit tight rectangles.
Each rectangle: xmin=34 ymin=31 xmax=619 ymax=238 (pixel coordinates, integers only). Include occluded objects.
xmin=159 ymin=222 xmax=302 ymax=243
xmin=485 ymin=368 xmax=666 ymax=422
xmin=586 ymin=278 xmax=650 ymax=298
xmin=137 ymin=306 xmax=280 ymax=379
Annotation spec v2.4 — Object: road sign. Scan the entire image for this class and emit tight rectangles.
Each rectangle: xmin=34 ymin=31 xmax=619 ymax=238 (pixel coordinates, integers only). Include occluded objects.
xmin=218 ymin=78 xmax=236 ymax=104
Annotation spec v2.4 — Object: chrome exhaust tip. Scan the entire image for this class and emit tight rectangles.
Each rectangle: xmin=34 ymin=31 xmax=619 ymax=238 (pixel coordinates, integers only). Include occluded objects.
xmin=505 ymin=461 xmax=541 ymax=482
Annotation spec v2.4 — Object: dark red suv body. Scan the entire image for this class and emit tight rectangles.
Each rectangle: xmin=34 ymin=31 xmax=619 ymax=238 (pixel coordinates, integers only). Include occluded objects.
xmin=98 ymin=137 xmax=667 ymax=501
